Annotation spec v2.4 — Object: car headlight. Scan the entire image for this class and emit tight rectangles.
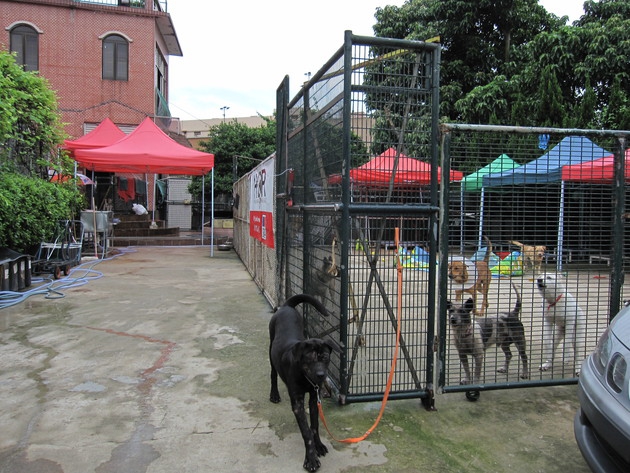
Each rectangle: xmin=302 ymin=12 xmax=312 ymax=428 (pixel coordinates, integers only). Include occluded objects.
xmin=607 ymin=353 xmax=627 ymax=394
xmin=593 ymin=328 xmax=613 ymax=376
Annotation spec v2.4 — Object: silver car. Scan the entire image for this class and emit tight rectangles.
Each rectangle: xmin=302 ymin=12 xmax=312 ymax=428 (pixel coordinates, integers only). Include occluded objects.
xmin=575 ymin=303 xmax=630 ymax=473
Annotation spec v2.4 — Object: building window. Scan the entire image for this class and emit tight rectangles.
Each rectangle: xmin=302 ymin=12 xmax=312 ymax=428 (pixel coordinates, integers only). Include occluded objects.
xmin=10 ymin=24 xmax=39 ymax=71
xmin=102 ymin=34 xmax=128 ymax=81
xmin=155 ymin=47 xmax=169 ymax=116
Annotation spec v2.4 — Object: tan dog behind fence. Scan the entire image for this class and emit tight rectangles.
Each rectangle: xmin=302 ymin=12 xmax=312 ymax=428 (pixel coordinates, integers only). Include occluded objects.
xmin=447 ymin=236 xmax=493 ymax=316
xmin=509 ymin=240 xmax=546 ymax=273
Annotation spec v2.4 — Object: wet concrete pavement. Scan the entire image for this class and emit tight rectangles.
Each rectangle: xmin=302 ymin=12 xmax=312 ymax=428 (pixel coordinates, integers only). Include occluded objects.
xmin=0 ymin=246 xmax=591 ymax=473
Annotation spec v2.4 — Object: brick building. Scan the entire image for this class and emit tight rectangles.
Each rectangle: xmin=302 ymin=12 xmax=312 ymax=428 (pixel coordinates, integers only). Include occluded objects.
xmin=0 ymin=0 xmax=181 ymax=139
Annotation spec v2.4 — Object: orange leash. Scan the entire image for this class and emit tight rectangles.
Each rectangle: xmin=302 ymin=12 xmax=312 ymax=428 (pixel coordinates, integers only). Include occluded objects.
xmin=318 ymin=227 xmax=403 ymax=443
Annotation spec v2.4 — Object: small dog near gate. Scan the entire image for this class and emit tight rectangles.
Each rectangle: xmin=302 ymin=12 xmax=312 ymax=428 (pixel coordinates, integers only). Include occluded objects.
xmin=536 ymin=274 xmax=586 ymax=376
xmin=448 ymin=236 xmax=493 ymax=316
xmin=310 ymin=255 xmax=339 ymax=301
xmin=269 ymin=294 xmax=335 ymax=472
xmin=510 ymin=240 xmax=546 ymax=273
xmin=447 ymin=282 xmax=529 ymax=385
xmin=309 ymin=238 xmax=340 ymax=302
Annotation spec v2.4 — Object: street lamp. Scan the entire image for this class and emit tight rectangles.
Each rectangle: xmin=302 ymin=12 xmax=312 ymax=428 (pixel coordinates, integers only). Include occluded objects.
xmin=220 ymin=106 xmax=229 ymax=123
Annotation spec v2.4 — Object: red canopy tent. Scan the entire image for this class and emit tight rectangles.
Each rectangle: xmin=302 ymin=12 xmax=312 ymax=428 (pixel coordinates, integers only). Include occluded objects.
xmin=329 ymin=147 xmax=463 ymax=186
xmin=75 ymin=117 xmax=214 ymax=175
xmin=561 ymin=149 xmax=630 ymax=183
xmin=63 ymin=117 xmax=126 ymax=155
xmin=74 ymin=117 xmax=216 ymax=251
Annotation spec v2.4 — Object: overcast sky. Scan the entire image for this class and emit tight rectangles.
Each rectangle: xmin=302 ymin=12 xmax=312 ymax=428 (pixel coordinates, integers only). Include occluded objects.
xmin=167 ymin=0 xmax=585 ymax=122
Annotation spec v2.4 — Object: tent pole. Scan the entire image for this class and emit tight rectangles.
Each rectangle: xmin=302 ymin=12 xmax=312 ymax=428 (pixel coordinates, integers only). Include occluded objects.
xmin=556 ymin=181 xmax=566 ymax=272
xmin=478 ymin=187 xmax=485 ymax=248
xmin=460 ymin=185 xmax=464 ymax=253
xmin=152 ymin=174 xmax=157 ymax=227
xmin=211 ymin=169 xmax=215 ymax=257
xmin=201 ymin=175 xmax=205 ymax=246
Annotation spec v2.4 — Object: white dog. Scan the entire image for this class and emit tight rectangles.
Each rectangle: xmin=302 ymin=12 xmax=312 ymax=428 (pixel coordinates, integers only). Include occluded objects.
xmin=536 ymin=274 xmax=586 ymax=376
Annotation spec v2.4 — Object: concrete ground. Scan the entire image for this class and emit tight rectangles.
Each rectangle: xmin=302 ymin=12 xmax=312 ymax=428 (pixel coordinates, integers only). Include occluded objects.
xmin=0 ymin=246 xmax=591 ymax=473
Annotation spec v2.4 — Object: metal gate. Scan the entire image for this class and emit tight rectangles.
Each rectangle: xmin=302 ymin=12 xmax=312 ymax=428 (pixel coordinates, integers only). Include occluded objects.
xmin=275 ymin=32 xmax=630 ymax=405
xmin=438 ymin=124 xmax=630 ymax=399
xmin=275 ymin=32 xmax=441 ymax=406
xmin=165 ymin=177 xmax=192 ymax=230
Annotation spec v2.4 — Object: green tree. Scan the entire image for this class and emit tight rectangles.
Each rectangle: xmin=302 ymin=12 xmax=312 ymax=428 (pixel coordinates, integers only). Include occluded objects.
xmin=0 ymin=50 xmax=69 ymax=177
xmin=602 ymin=75 xmax=630 ymax=130
xmin=536 ymin=65 xmax=567 ymax=127
xmin=491 ymin=0 xmax=630 ymax=129
xmin=0 ymin=50 xmax=83 ymax=252
xmin=575 ymin=76 xmax=598 ymax=128
xmin=372 ymin=0 xmax=630 ymax=130
xmin=454 ymin=75 xmax=512 ymax=124
xmin=373 ymin=0 xmax=563 ymax=122
xmin=189 ymin=117 xmax=276 ymax=201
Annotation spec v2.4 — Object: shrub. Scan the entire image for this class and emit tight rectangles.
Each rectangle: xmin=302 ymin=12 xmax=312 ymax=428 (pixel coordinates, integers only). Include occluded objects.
xmin=0 ymin=172 xmax=85 ymax=253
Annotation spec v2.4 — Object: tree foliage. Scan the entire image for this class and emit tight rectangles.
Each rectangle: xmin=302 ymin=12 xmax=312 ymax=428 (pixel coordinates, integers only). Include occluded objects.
xmin=0 ymin=50 xmax=83 ymax=252
xmin=0 ymin=50 xmax=69 ymax=177
xmin=372 ymin=0 xmax=630 ymax=130
xmin=0 ymin=172 xmax=85 ymax=252
xmin=189 ymin=117 xmax=277 ymax=200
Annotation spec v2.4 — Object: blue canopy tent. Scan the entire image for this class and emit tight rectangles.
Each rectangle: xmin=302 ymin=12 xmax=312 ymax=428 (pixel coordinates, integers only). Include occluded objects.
xmin=482 ymin=136 xmax=610 ymax=270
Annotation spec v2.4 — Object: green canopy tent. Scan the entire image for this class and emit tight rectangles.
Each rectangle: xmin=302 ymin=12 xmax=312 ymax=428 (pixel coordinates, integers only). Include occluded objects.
xmin=459 ymin=154 xmax=520 ymax=250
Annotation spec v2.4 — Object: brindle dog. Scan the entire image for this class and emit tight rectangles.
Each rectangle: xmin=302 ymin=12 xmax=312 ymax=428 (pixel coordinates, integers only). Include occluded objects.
xmin=447 ymin=282 xmax=529 ymax=384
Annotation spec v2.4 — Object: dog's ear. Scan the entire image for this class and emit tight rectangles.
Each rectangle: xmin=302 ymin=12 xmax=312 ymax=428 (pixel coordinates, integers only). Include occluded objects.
xmin=464 ymin=298 xmax=475 ymax=312
xmin=292 ymin=340 xmax=315 ymax=361
xmin=446 ymin=300 xmax=453 ymax=311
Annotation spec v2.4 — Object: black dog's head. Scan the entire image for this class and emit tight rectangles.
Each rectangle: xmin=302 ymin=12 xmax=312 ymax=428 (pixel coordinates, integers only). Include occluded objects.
xmin=293 ymin=338 xmax=334 ymax=387
xmin=447 ymin=298 xmax=475 ymax=328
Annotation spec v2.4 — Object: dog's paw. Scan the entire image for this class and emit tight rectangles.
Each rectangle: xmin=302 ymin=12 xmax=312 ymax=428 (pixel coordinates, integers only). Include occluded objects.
xmin=520 ymin=372 xmax=530 ymax=379
xmin=303 ymin=454 xmax=321 ymax=472
xmin=269 ymin=392 xmax=281 ymax=403
xmin=497 ymin=367 xmax=507 ymax=374
xmin=539 ymin=362 xmax=552 ymax=372
xmin=315 ymin=440 xmax=328 ymax=457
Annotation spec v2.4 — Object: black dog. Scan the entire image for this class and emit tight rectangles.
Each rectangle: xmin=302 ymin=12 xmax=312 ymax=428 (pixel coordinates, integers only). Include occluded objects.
xmin=269 ymin=294 xmax=334 ymax=472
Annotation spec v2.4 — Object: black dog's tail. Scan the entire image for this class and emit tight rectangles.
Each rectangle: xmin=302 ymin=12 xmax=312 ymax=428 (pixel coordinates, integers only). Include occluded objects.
xmin=282 ymin=294 xmax=332 ymax=317
xmin=505 ymin=282 xmax=522 ymax=320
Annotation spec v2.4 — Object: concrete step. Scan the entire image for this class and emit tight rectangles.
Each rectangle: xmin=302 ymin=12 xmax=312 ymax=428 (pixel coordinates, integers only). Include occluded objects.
xmin=113 ymin=227 xmax=179 ymax=238
xmin=109 ymin=229 xmax=233 ymax=247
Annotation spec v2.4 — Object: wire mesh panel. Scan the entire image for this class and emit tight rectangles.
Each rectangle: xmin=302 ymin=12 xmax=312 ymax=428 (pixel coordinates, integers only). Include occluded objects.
xmin=276 ymin=32 xmax=441 ymax=405
xmin=341 ymin=213 xmax=433 ymax=403
xmin=440 ymin=125 xmax=630 ymax=397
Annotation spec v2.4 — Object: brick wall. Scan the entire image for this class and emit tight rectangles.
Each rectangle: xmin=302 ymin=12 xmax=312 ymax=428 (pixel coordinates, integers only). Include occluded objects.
xmin=0 ymin=1 xmax=163 ymax=138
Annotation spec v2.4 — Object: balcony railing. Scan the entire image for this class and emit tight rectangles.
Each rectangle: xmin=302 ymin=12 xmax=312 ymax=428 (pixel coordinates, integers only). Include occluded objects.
xmin=72 ymin=1 xmax=167 ymax=12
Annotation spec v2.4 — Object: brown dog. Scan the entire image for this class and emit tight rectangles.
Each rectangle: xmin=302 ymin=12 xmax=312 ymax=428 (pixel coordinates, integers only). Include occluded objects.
xmin=509 ymin=240 xmax=546 ymax=273
xmin=448 ymin=237 xmax=493 ymax=316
